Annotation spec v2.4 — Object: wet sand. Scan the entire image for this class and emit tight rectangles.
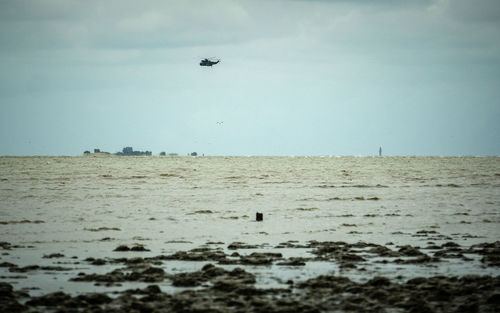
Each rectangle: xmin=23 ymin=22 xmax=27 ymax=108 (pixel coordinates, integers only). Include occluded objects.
xmin=1 ymin=156 xmax=499 ymax=312
xmin=1 ymin=239 xmax=499 ymax=312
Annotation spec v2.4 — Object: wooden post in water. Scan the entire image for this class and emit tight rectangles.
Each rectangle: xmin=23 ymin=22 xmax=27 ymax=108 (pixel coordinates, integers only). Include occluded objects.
xmin=256 ymin=212 xmax=263 ymax=221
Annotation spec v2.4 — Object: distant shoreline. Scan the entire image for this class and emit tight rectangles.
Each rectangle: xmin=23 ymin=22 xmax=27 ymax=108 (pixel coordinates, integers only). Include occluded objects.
xmin=0 ymin=155 xmax=499 ymax=158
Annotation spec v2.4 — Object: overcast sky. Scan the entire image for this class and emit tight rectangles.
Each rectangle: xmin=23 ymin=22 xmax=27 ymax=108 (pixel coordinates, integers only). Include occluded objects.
xmin=0 ymin=0 xmax=499 ymax=156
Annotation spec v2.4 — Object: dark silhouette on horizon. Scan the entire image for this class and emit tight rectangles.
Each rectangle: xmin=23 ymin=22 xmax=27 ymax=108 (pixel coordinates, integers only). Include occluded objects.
xmin=116 ymin=147 xmax=152 ymax=156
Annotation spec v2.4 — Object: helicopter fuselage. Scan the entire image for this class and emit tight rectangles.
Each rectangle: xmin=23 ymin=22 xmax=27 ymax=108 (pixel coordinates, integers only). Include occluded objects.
xmin=200 ymin=59 xmax=220 ymax=66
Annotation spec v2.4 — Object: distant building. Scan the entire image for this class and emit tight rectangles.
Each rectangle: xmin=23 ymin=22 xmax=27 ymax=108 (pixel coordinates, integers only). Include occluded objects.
xmin=123 ymin=147 xmax=133 ymax=155
xmin=83 ymin=148 xmax=111 ymax=156
xmin=84 ymin=147 xmax=152 ymax=156
xmin=159 ymin=152 xmax=166 ymax=156
xmin=115 ymin=147 xmax=152 ymax=156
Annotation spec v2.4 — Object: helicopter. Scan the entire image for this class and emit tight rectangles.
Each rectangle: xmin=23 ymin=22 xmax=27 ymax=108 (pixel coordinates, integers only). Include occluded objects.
xmin=200 ymin=58 xmax=220 ymax=67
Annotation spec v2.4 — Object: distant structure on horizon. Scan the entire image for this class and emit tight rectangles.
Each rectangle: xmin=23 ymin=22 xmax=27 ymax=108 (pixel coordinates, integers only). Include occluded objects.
xmin=83 ymin=147 xmax=194 ymax=157
xmin=115 ymin=147 xmax=152 ymax=156
xmin=160 ymin=152 xmax=179 ymax=157
xmin=83 ymin=147 xmax=152 ymax=156
xmin=83 ymin=148 xmax=110 ymax=156
xmin=379 ymin=147 xmax=382 ymax=156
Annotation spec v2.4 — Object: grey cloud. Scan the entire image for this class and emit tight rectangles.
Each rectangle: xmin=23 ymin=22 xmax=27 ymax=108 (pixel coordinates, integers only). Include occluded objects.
xmin=287 ymin=0 xmax=435 ymax=7
xmin=447 ymin=0 xmax=500 ymax=23
xmin=0 ymin=1 xmax=253 ymax=50
xmin=0 ymin=0 xmax=311 ymax=51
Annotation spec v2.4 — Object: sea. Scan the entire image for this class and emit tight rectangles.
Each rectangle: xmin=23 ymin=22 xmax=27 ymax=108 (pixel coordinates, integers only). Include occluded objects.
xmin=1 ymin=155 xmax=499 ymax=295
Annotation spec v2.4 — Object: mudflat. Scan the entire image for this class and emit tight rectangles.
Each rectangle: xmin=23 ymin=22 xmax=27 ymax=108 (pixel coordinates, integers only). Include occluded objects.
xmin=1 ymin=156 xmax=499 ymax=312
